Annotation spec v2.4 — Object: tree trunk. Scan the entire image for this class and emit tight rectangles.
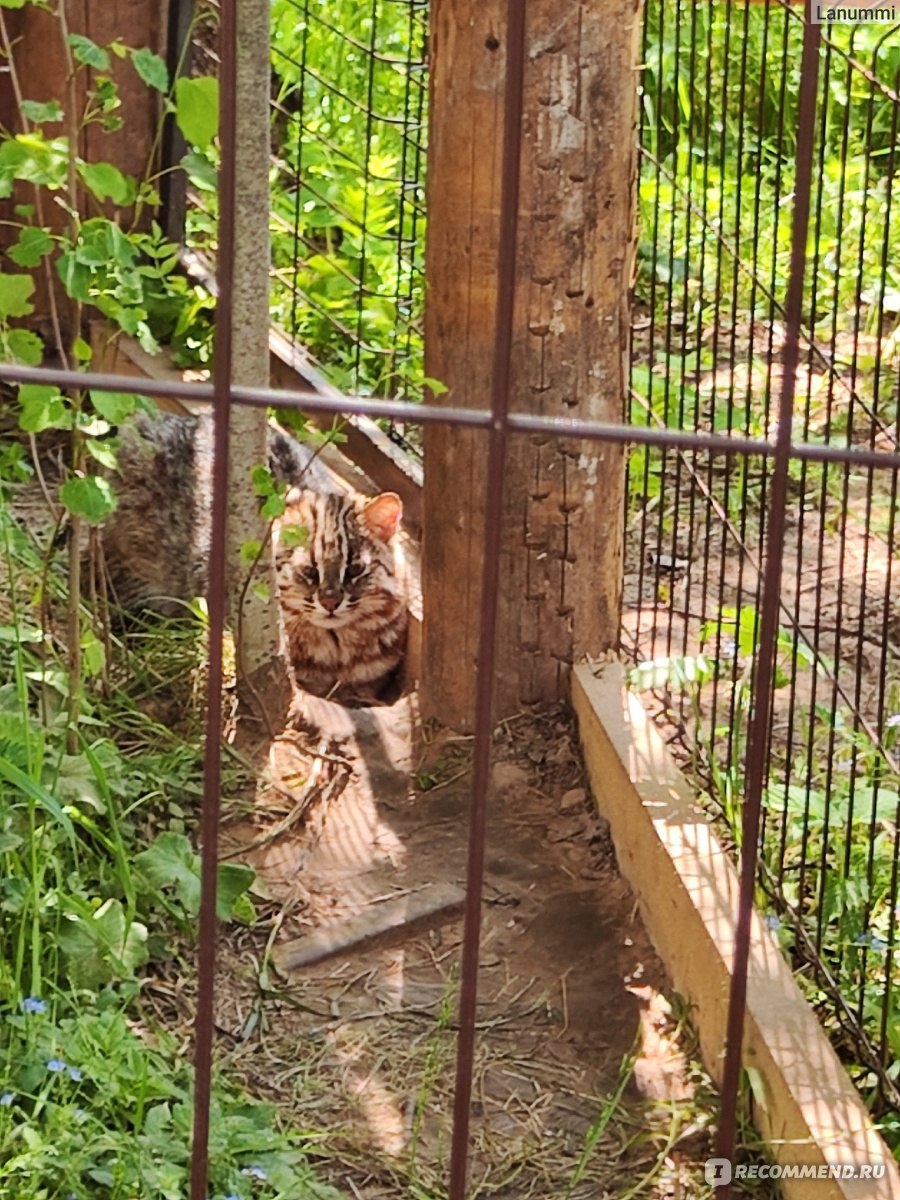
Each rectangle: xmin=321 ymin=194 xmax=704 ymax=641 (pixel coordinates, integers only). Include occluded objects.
xmin=227 ymin=0 xmax=293 ymax=729
xmin=421 ymin=0 xmax=641 ymax=731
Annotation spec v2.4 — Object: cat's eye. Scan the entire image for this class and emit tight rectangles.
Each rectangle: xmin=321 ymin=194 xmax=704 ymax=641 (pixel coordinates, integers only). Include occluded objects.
xmin=345 ymin=562 xmax=367 ymax=582
xmin=299 ymin=566 xmax=319 ymax=585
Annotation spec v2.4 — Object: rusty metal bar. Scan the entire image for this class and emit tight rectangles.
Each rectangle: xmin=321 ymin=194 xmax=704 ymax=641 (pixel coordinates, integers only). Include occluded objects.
xmin=447 ymin=0 xmax=526 ymax=1195
xmin=4 ymin=360 xmax=900 ymax=472
xmin=713 ymin=6 xmax=822 ymax=1182
xmin=188 ymin=0 xmax=237 ymax=1191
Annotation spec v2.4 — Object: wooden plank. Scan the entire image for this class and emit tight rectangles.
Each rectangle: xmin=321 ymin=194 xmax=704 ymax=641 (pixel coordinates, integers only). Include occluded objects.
xmin=572 ymin=663 xmax=899 ymax=1200
xmin=421 ymin=0 xmax=638 ymax=730
xmin=273 ymin=883 xmax=465 ymax=970
xmin=267 ymin=328 xmax=423 ymax=532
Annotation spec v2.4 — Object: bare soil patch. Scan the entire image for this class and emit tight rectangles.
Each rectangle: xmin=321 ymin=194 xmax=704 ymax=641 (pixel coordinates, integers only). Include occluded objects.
xmin=209 ymin=698 xmax=725 ymax=1198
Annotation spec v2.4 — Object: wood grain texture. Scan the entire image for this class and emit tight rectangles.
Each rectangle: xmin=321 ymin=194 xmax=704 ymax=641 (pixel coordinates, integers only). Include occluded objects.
xmin=0 ymin=1 xmax=168 ymax=346
xmin=227 ymin=0 xmax=293 ymax=725
xmin=573 ymin=663 xmax=900 ymax=1200
xmin=422 ymin=0 xmax=640 ymax=730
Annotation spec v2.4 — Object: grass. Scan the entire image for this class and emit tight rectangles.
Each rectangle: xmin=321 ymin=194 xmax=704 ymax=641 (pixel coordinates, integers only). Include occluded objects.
xmin=627 ymin=0 xmax=900 ymax=1133
xmin=0 ymin=488 xmax=344 ymax=1200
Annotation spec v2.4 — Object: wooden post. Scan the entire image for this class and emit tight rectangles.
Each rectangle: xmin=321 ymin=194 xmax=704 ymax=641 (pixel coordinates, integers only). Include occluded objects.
xmin=227 ymin=0 xmax=293 ymax=728
xmin=0 ymin=1 xmax=170 ymax=348
xmin=421 ymin=0 xmax=641 ymax=730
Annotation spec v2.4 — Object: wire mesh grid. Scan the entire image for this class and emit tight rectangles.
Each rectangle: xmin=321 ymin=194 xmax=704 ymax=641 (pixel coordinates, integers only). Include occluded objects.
xmin=3 ymin=0 xmax=896 ymax=1195
xmin=189 ymin=0 xmax=428 ymax=424
xmin=628 ymin=0 xmax=900 ymax=1117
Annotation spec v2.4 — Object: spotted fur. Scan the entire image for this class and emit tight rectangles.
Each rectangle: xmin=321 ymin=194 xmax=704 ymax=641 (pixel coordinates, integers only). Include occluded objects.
xmin=275 ymin=488 xmax=407 ymax=701
xmin=94 ymin=411 xmax=408 ymax=702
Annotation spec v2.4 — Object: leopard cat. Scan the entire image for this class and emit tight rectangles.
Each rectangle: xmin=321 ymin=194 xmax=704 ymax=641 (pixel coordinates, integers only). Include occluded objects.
xmin=95 ymin=409 xmax=408 ymax=701
xmin=274 ymin=487 xmax=407 ymax=702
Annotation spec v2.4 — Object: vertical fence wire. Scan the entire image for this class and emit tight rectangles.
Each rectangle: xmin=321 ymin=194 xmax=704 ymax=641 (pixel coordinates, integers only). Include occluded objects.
xmin=447 ymin=0 xmax=525 ymax=1193
xmin=188 ymin=0 xmax=237 ymax=1193
xmin=714 ymin=9 xmax=821 ymax=1177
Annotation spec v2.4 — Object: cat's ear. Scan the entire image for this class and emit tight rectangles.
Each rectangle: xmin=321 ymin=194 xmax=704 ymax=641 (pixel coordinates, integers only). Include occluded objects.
xmin=361 ymin=492 xmax=402 ymax=542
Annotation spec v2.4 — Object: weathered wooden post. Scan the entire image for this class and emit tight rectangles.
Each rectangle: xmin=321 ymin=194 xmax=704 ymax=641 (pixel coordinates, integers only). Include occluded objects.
xmin=421 ymin=0 xmax=641 ymax=730
xmin=0 ymin=1 xmax=170 ymax=344
xmin=227 ymin=0 xmax=293 ymax=726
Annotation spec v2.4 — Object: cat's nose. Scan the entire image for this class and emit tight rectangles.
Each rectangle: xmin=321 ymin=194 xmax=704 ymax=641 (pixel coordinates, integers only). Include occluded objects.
xmin=319 ymin=589 xmax=342 ymax=613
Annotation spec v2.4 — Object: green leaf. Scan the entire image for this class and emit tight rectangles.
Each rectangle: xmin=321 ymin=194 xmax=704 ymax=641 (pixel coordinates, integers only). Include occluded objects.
xmin=136 ymin=832 xmax=256 ymax=922
xmin=175 ymin=76 xmax=219 ymax=149
xmin=90 ymin=389 xmax=136 ymax=424
xmin=20 ymin=99 xmax=63 ymax=123
xmin=0 ymin=272 xmax=34 ymax=319
xmin=131 ymin=47 xmax=169 ymax=93
xmin=7 ymin=225 xmax=53 ymax=268
xmin=135 ymin=831 xmax=201 ymax=916
xmin=85 ymin=437 xmax=118 ymax=470
xmin=0 ymin=753 xmax=76 ymax=845
xmin=59 ymin=475 xmax=117 ymax=524
xmin=58 ymin=899 xmax=148 ymax=988
xmin=52 ymin=753 xmax=106 ymax=812
xmin=278 ymin=524 xmax=308 ymax=549
xmin=18 ymin=384 xmax=69 ymax=432
xmin=0 ymin=0 xmax=28 ymax=8
xmin=7 ymin=328 xmax=44 ymax=366
xmin=180 ymin=149 xmax=217 ymax=192
xmin=216 ymin=864 xmax=256 ymax=922
xmin=251 ymin=464 xmax=274 ymax=494
xmin=80 ymin=629 xmax=106 ymax=679
xmin=0 ymin=133 xmax=68 ymax=190
xmin=423 ymin=376 xmax=449 ymax=396
xmin=68 ymin=33 xmax=110 ymax=71
xmin=73 ymin=335 xmax=92 ymax=363
xmin=261 ymin=493 xmax=286 ymax=520
xmin=79 ymin=160 xmax=131 ymax=205
xmin=240 ymin=539 xmax=263 ymax=564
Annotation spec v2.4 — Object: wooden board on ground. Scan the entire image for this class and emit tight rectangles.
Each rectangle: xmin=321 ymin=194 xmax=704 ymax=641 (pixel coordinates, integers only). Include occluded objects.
xmin=273 ymin=882 xmax=465 ymax=971
xmin=572 ymin=661 xmax=899 ymax=1200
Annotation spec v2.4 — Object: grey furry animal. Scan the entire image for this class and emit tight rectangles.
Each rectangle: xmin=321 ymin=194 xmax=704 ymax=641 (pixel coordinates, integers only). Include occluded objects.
xmin=96 ymin=410 xmax=408 ymax=700
xmin=95 ymin=410 xmax=326 ymax=614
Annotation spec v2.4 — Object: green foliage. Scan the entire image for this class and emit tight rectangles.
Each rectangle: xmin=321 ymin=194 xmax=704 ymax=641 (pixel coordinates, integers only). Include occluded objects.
xmin=183 ymin=0 xmax=427 ymax=399
xmin=630 ymin=604 xmax=900 ymax=1127
xmin=0 ymin=1001 xmax=343 ymax=1200
xmin=175 ymin=76 xmax=219 ymax=149
xmin=0 ymin=496 xmax=341 ymax=1196
xmin=59 ymin=475 xmax=117 ymax=524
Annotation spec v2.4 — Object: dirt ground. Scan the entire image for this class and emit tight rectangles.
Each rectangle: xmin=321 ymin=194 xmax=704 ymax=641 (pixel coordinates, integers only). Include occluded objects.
xmin=209 ymin=696 xmax=723 ymax=1199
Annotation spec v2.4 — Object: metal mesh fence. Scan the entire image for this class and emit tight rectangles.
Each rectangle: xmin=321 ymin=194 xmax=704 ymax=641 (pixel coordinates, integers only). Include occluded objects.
xmin=44 ymin=0 xmax=895 ymax=1189
xmin=628 ymin=0 xmax=900 ymax=1118
xmin=188 ymin=0 xmax=428 ymax=411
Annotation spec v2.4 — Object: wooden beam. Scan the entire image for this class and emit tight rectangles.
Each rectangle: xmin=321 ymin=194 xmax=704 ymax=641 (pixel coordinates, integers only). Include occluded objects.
xmin=0 ymin=2 xmax=168 ymax=348
xmin=572 ymin=663 xmax=899 ymax=1200
xmin=273 ymin=883 xmax=465 ymax=971
xmin=421 ymin=0 xmax=638 ymax=730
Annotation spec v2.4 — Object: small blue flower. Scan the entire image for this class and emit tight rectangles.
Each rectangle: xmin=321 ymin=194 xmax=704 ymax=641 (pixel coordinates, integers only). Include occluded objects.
xmin=46 ymin=1058 xmax=67 ymax=1073
xmin=886 ymin=714 xmax=900 ymax=729
xmin=855 ymin=931 xmax=889 ymax=952
xmin=764 ymin=914 xmax=782 ymax=933
xmin=223 ymin=1194 xmax=241 ymax=1200
xmin=241 ymin=1166 xmax=268 ymax=1181
xmin=67 ymin=1065 xmax=83 ymax=1082
xmin=0 ymin=1092 xmax=14 ymax=1106
xmin=20 ymin=997 xmax=47 ymax=1015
